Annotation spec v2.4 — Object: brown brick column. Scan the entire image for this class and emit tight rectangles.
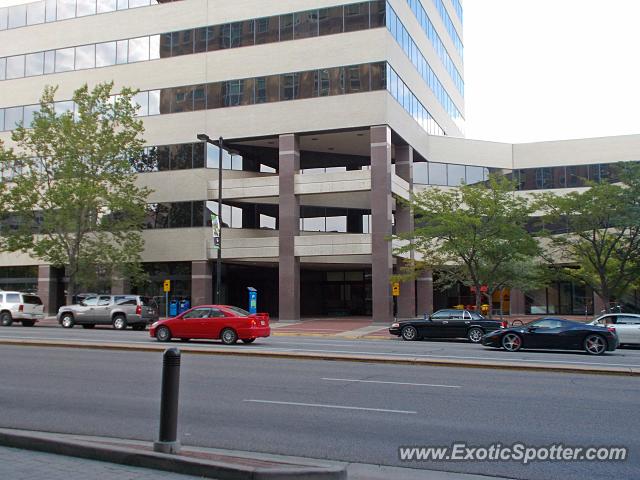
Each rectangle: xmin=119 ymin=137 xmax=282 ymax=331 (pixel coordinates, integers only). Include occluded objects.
xmin=37 ymin=265 xmax=59 ymax=314
xmin=417 ymin=270 xmax=434 ymax=316
xmin=191 ymin=260 xmax=212 ymax=306
xmin=395 ymin=145 xmax=415 ymax=318
xmin=371 ymin=125 xmax=393 ymax=323
xmin=510 ymin=289 xmax=526 ymax=315
xmin=278 ymin=134 xmax=300 ymax=321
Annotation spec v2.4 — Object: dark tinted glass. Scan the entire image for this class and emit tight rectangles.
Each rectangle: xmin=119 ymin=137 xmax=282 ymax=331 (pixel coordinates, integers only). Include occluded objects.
xmin=298 ymin=70 xmax=316 ymax=99
xmin=369 ymin=0 xmax=386 ymax=27
xmin=193 ymin=84 xmax=207 ymax=110
xmin=194 ymin=26 xmax=207 ymax=53
xmin=255 ymin=16 xmax=279 ymax=44
xmin=168 ymin=202 xmax=192 ymax=228
xmin=171 ymin=29 xmax=193 ymax=56
xmin=156 ymin=146 xmax=170 ymax=170
xmin=159 ymin=32 xmax=172 ymax=58
xmin=23 ymin=295 xmax=42 ymax=305
xmin=206 ymin=25 xmax=223 ymax=51
xmin=294 ymin=10 xmax=318 ymax=39
xmin=280 ymin=73 xmax=299 ymax=100
xmin=279 ymin=13 xmax=293 ymax=40
xmin=207 ymin=83 xmax=224 ymax=109
xmin=319 ymin=6 xmax=343 ymax=35
xmin=171 ymin=143 xmax=192 ymax=170
xmin=344 ymin=2 xmax=369 ymax=32
xmin=370 ymin=61 xmax=386 ymax=90
xmin=171 ymin=85 xmax=193 ymax=113
xmin=345 ymin=64 xmax=369 ymax=93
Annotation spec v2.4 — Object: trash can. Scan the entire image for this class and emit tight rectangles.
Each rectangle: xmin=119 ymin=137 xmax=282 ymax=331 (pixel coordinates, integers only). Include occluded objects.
xmin=169 ymin=300 xmax=178 ymax=317
xmin=178 ymin=299 xmax=190 ymax=314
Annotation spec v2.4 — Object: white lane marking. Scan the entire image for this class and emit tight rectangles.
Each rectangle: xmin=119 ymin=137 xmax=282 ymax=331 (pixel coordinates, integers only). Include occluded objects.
xmin=322 ymin=377 xmax=461 ymax=388
xmin=243 ymin=399 xmax=416 ymax=414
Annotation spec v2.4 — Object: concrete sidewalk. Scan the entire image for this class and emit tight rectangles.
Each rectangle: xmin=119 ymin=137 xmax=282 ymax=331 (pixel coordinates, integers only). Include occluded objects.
xmin=0 ymin=428 xmax=509 ymax=480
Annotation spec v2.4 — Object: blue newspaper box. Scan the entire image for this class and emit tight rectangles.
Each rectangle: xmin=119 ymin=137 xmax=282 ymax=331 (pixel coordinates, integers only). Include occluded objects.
xmin=169 ymin=300 xmax=178 ymax=317
xmin=179 ymin=299 xmax=190 ymax=314
xmin=247 ymin=287 xmax=257 ymax=314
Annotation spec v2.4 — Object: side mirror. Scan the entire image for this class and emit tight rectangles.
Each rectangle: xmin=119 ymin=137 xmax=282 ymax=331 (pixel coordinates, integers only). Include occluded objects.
xmin=79 ymin=301 xmax=86 ymax=306
xmin=527 ymin=326 xmax=537 ymax=332
xmin=423 ymin=313 xmax=431 ymax=321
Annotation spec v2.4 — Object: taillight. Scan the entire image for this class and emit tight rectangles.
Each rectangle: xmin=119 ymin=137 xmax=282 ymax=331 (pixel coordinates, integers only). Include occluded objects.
xmin=250 ymin=318 xmax=257 ymax=327
xmin=136 ymin=305 xmax=142 ymax=315
xmin=608 ymin=326 xmax=616 ymax=333
xmin=501 ymin=321 xmax=508 ymax=328
xmin=18 ymin=304 xmax=24 ymax=312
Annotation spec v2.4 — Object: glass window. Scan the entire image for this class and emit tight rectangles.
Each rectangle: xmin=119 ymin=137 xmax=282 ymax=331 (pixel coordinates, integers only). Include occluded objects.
xmin=294 ymin=10 xmax=318 ymax=39
xmin=132 ymin=91 xmax=148 ymax=116
xmin=255 ymin=16 xmax=278 ymax=44
xmin=194 ymin=27 xmax=207 ymax=53
xmin=75 ymin=44 xmax=95 ymax=69
xmin=413 ymin=162 xmax=428 ymax=184
xmin=116 ymin=40 xmax=128 ymax=64
xmin=428 ymin=162 xmax=447 ymax=185
xmin=6 ymin=56 xmax=25 ymax=79
xmin=54 ymin=100 xmax=74 ymax=116
xmin=0 ymin=109 xmax=4 ymax=131
xmin=345 ymin=64 xmax=369 ymax=93
xmin=319 ymin=6 xmax=342 ymax=35
xmin=97 ymin=0 xmax=116 ymax=11
xmin=171 ymin=29 xmax=193 ymax=56
xmin=171 ymin=144 xmax=193 ymax=170
xmin=56 ymin=0 xmax=76 ymax=20
xmin=466 ymin=165 xmax=484 ymax=185
xmin=279 ymin=13 xmax=293 ymax=41
xmin=0 ymin=8 xmax=7 ymax=30
xmin=117 ymin=0 xmax=128 ymax=10
xmin=369 ymin=0 xmax=386 ymax=28
xmin=280 ymin=73 xmax=299 ymax=100
xmin=207 ymin=83 xmax=224 ymax=109
xmin=149 ymin=34 xmax=160 ymax=59
xmin=344 ymin=2 xmax=369 ymax=32
xmin=128 ymin=36 xmax=149 ymax=62
xmin=27 ymin=1 xmax=46 ymax=25
xmin=5 ymin=107 xmax=24 ymax=130
xmin=8 ymin=4 xmax=27 ymax=28
xmin=193 ymin=84 xmax=207 ymax=110
xmin=44 ymin=50 xmax=55 ymax=73
xmin=148 ymin=90 xmax=160 ymax=115
xmin=370 ymin=61 xmax=386 ymax=90
xmin=45 ymin=0 xmax=56 ymax=21
xmin=82 ymin=297 xmax=98 ymax=306
xmin=25 ymin=52 xmax=44 ymax=77
xmin=55 ymin=48 xmax=75 ymax=72
xmin=192 ymin=142 xmax=205 ymax=168
xmin=169 ymin=200 xmax=191 ymax=228
xmin=171 ymin=86 xmax=194 ymax=113
xmin=223 ymin=79 xmax=245 ymax=106
xmin=265 ymin=75 xmax=280 ymax=102
xmin=129 ymin=0 xmax=149 ymax=7
xmin=76 ymin=0 xmax=96 ymax=16
xmin=159 ymin=32 xmax=172 ymax=57
xmin=0 ymin=58 xmax=5 ymax=81
xmin=96 ymin=41 xmax=116 ymax=67
xmin=297 ymin=71 xmax=315 ymax=99
xmin=447 ymin=164 xmax=465 ymax=186
xmin=97 ymin=295 xmax=111 ymax=306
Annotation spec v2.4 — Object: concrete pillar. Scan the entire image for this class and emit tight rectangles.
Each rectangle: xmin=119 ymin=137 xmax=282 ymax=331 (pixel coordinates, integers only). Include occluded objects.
xmin=278 ymin=134 xmax=300 ymax=321
xmin=370 ymin=125 xmax=393 ymax=323
xmin=191 ymin=260 xmax=212 ymax=306
xmin=394 ymin=145 xmax=415 ymax=318
xmin=416 ymin=270 xmax=434 ymax=316
xmin=110 ymin=275 xmax=130 ymax=295
xmin=37 ymin=265 xmax=58 ymax=314
xmin=510 ymin=289 xmax=526 ymax=315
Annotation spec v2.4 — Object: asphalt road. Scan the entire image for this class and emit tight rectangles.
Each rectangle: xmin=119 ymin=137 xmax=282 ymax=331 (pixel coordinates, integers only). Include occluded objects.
xmin=0 ymin=346 xmax=637 ymax=480
xmin=1 ymin=324 xmax=640 ymax=368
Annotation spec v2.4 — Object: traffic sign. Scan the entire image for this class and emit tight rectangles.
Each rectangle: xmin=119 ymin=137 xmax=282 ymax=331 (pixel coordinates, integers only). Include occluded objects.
xmin=163 ymin=279 xmax=171 ymax=293
xmin=392 ymin=282 xmax=400 ymax=296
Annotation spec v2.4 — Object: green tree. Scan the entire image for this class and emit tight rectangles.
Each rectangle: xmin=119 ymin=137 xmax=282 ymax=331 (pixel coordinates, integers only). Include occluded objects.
xmin=537 ymin=163 xmax=640 ymax=307
xmin=393 ymin=175 xmax=540 ymax=310
xmin=0 ymin=83 xmax=151 ymax=302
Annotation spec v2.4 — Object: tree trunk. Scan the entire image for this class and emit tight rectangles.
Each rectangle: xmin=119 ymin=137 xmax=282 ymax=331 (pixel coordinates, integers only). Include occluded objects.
xmin=475 ymin=289 xmax=482 ymax=312
xmin=65 ymin=265 xmax=77 ymax=306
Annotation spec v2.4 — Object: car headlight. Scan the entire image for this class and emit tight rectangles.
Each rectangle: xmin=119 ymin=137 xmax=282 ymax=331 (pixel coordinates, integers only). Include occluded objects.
xmin=151 ymin=322 xmax=159 ymax=328
xmin=391 ymin=323 xmax=400 ymax=328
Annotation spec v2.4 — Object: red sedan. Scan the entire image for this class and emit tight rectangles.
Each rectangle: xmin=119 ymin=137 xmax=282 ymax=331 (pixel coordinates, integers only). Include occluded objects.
xmin=149 ymin=305 xmax=270 ymax=344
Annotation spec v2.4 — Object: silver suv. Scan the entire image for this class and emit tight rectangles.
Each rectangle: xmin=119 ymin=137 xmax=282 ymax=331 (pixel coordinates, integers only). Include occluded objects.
xmin=57 ymin=294 xmax=159 ymax=330
xmin=0 ymin=291 xmax=44 ymax=327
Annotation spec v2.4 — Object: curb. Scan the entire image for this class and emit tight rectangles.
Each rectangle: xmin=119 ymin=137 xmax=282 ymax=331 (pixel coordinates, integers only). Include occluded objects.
xmin=0 ymin=428 xmax=346 ymax=480
xmin=1 ymin=338 xmax=638 ymax=376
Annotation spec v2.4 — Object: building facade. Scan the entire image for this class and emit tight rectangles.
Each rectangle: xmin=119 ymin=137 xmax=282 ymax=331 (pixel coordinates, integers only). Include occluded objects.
xmin=0 ymin=0 xmax=638 ymax=320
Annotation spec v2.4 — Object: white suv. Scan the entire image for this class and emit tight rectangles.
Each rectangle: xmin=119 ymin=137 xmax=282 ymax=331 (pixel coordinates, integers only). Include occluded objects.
xmin=0 ymin=291 xmax=45 ymax=327
xmin=590 ymin=313 xmax=640 ymax=345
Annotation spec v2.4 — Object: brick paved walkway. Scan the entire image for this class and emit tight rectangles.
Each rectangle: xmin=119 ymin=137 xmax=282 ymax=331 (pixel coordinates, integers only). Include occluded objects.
xmin=0 ymin=446 xmax=205 ymax=480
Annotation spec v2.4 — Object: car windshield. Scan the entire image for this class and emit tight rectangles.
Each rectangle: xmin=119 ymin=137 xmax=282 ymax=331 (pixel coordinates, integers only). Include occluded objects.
xmin=226 ymin=306 xmax=251 ymax=317
xmin=141 ymin=296 xmax=157 ymax=308
xmin=23 ymin=295 xmax=42 ymax=305
xmin=469 ymin=312 xmax=485 ymax=320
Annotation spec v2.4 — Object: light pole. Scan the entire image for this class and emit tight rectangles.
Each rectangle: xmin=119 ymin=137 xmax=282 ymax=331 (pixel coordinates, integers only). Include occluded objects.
xmin=197 ymin=133 xmax=223 ymax=305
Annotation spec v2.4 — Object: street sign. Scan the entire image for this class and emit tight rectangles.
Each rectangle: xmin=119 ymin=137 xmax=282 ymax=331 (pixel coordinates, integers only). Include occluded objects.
xmin=211 ymin=212 xmax=220 ymax=250
xmin=163 ymin=279 xmax=171 ymax=293
xmin=392 ymin=282 xmax=400 ymax=297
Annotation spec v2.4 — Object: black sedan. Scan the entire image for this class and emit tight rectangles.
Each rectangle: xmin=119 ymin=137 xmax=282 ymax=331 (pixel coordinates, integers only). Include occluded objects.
xmin=482 ymin=317 xmax=619 ymax=355
xmin=389 ymin=309 xmax=507 ymax=343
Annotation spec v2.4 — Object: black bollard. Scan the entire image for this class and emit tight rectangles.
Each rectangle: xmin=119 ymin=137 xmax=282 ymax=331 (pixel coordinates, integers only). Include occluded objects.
xmin=153 ymin=348 xmax=181 ymax=454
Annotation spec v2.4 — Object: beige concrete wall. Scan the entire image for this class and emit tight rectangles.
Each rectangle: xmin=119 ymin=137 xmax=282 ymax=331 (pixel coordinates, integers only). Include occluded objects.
xmin=425 ymin=135 xmax=513 ymax=168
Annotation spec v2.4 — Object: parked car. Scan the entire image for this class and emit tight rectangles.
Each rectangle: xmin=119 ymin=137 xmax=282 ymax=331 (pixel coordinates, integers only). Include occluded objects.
xmin=589 ymin=313 xmax=640 ymax=345
xmin=57 ymin=294 xmax=159 ymax=330
xmin=0 ymin=291 xmax=44 ymax=326
xmin=150 ymin=305 xmax=271 ymax=344
xmin=482 ymin=317 xmax=619 ymax=355
xmin=389 ymin=308 xmax=506 ymax=343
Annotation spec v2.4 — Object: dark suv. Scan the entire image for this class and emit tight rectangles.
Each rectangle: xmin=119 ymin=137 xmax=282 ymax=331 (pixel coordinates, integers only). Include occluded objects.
xmin=389 ymin=309 xmax=506 ymax=343
xmin=57 ymin=295 xmax=159 ymax=330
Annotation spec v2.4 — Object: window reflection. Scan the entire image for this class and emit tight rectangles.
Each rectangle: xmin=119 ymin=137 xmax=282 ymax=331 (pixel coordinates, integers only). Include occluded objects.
xmin=96 ymin=42 xmax=116 ymax=67
xmin=319 ymin=6 xmax=343 ymax=35
xmin=294 ymin=10 xmax=318 ymax=39
xmin=25 ymin=52 xmax=44 ymax=76
xmin=128 ymin=36 xmax=149 ymax=62
xmin=77 ymin=0 xmax=96 ymax=16
xmin=75 ymin=44 xmax=95 ymax=69
xmin=344 ymin=2 xmax=369 ymax=32
xmin=6 ymin=56 xmax=25 ymax=79
xmin=57 ymin=0 xmax=76 ymax=20
xmin=27 ymin=1 xmax=46 ymax=24
xmin=8 ymin=4 xmax=26 ymax=28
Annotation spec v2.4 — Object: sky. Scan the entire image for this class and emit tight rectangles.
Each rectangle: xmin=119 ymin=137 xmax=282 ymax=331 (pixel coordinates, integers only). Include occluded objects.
xmin=2 ymin=0 xmax=639 ymax=144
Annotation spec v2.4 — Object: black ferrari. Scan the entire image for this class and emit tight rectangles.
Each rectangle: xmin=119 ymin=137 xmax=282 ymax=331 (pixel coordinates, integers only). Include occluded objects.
xmin=481 ymin=317 xmax=619 ymax=355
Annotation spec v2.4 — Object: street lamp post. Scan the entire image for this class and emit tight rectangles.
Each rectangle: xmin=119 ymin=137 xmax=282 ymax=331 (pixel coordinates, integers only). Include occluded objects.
xmin=197 ymin=133 xmax=223 ymax=305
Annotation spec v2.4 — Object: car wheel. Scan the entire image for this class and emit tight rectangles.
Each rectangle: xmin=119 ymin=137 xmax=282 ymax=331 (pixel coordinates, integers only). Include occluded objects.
xmin=112 ymin=315 xmax=127 ymax=330
xmin=502 ymin=333 xmax=522 ymax=352
xmin=467 ymin=327 xmax=484 ymax=343
xmin=60 ymin=314 xmax=74 ymax=328
xmin=401 ymin=325 xmax=418 ymax=341
xmin=132 ymin=324 xmax=146 ymax=331
xmin=1 ymin=312 xmax=13 ymax=327
xmin=221 ymin=328 xmax=238 ymax=345
xmin=156 ymin=326 xmax=171 ymax=342
xmin=82 ymin=324 xmax=95 ymax=329
xmin=242 ymin=338 xmax=256 ymax=344
xmin=584 ymin=334 xmax=607 ymax=355
xmin=21 ymin=320 xmax=35 ymax=327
